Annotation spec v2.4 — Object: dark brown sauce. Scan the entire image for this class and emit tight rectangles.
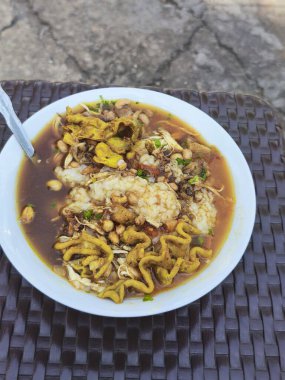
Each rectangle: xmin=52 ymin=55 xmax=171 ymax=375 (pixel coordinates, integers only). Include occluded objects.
xmin=17 ymin=130 xmax=69 ymax=267
xmin=17 ymin=101 xmax=235 ymax=292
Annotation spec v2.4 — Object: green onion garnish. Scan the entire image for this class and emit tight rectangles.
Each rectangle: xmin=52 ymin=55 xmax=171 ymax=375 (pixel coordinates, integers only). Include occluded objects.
xmin=208 ymin=228 xmax=214 ymax=236
xmin=176 ymin=158 xmax=192 ymax=166
xmin=136 ymin=169 xmax=148 ymax=179
xmin=83 ymin=210 xmax=94 ymax=221
xmin=200 ymin=167 xmax=207 ymax=181
xmin=143 ymin=294 xmax=154 ymax=302
xmin=188 ymin=175 xmax=200 ymax=185
xmin=154 ymin=139 xmax=162 ymax=148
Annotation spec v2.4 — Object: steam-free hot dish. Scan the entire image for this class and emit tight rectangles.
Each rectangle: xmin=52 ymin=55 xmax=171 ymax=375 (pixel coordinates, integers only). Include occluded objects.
xmin=17 ymin=98 xmax=234 ymax=303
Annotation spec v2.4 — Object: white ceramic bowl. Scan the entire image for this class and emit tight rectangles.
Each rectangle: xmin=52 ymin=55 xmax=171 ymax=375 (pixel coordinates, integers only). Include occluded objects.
xmin=0 ymin=88 xmax=256 ymax=317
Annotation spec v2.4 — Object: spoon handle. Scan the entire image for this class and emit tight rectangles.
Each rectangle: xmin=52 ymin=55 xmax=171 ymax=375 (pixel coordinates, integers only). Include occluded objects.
xmin=0 ymin=84 xmax=34 ymax=158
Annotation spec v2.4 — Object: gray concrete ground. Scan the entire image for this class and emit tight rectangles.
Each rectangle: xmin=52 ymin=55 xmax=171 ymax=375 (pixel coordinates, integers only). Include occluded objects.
xmin=0 ymin=0 xmax=285 ymax=115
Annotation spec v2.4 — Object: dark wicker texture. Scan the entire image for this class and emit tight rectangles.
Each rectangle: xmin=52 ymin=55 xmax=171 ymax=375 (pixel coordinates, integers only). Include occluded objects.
xmin=0 ymin=81 xmax=284 ymax=380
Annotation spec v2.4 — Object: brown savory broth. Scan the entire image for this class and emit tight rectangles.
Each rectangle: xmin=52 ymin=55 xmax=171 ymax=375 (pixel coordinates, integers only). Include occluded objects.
xmin=17 ymin=130 xmax=68 ymax=266
xmin=17 ymin=100 xmax=234 ymax=301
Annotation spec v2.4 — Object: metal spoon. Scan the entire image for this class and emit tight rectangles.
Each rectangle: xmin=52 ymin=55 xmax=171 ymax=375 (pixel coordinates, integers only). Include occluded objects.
xmin=0 ymin=84 xmax=34 ymax=158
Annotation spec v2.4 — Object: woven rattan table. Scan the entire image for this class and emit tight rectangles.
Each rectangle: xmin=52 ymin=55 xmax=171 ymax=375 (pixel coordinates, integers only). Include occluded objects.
xmin=0 ymin=81 xmax=284 ymax=380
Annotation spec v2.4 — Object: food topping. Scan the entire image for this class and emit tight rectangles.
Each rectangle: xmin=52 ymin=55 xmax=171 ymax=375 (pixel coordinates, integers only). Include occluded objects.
xmin=19 ymin=97 xmax=233 ymax=304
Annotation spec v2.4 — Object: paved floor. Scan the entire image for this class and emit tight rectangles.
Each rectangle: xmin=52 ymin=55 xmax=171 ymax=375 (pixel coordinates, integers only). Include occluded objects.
xmin=0 ymin=0 xmax=285 ymax=117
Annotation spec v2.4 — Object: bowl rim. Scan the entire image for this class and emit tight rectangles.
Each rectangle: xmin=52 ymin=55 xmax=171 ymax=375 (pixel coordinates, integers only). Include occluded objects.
xmin=0 ymin=87 xmax=256 ymax=317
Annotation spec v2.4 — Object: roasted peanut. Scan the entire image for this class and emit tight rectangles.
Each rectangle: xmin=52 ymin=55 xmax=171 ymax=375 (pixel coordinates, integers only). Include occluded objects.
xmin=102 ymin=219 xmax=114 ymax=232
xmin=169 ymin=182 xmax=178 ymax=191
xmin=116 ymin=225 xmax=126 ymax=235
xmin=111 ymin=194 xmax=127 ymax=204
xmin=46 ymin=179 xmax=63 ymax=191
xmin=182 ymin=149 xmax=192 ymax=160
xmin=57 ymin=140 xmax=68 ymax=153
xmin=135 ymin=215 xmax=145 ymax=226
xmin=70 ymin=161 xmax=80 ymax=168
xmin=127 ymin=192 xmax=137 ymax=205
xmin=53 ymin=152 xmax=64 ymax=165
xmin=20 ymin=205 xmax=35 ymax=224
xmin=109 ymin=231 xmax=119 ymax=245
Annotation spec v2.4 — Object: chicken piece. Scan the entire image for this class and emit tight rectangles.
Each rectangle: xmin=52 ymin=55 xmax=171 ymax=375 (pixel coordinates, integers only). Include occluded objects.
xmin=187 ymin=142 xmax=211 ymax=160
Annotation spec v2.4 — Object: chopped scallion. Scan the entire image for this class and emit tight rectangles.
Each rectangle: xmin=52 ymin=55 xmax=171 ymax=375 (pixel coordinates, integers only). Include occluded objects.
xmin=143 ymin=294 xmax=154 ymax=302
xmin=83 ymin=210 xmax=94 ymax=221
xmin=200 ymin=167 xmax=207 ymax=181
xmin=95 ymin=213 xmax=103 ymax=220
xmin=154 ymin=139 xmax=162 ymax=148
xmin=176 ymin=158 xmax=191 ymax=166
xmin=136 ymin=169 xmax=148 ymax=179
xmin=188 ymin=175 xmax=200 ymax=185
xmin=99 ymin=95 xmax=111 ymax=106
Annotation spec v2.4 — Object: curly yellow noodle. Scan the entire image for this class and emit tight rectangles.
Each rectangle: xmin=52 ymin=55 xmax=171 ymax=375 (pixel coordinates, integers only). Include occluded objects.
xmin=99 ymin=221 xmax=196 ymax=303
xmin=189 ymin=247 xmax=212 ymax=260
xmin=122 ymin=227 xmax=151 ymax=266
xmin=155 ymin=257 xmax=184 ymax=285
xmin=82 ymin=255 xmax=100 ymax=266
xmin=54 ymin=238 xmax=82 ymax=250
xmin=81 ymin=231 xmax=114 ymax=279
xmin=97 ymin=280 xmax=125 ymax=303
xmin=55 ymin=222 xmax=213 ymax=303
xmin=55 ymin=230 xmax=114 ymax=280
xmin=176 ymin=221 xmax=200 ymax=237
xmin=179 ymin=259 xmax=201 ymax=273
xmin=69 ymin=260 xmax=92 ymax=278
xmin=63 ymin=247 xmax=100 ymax=261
